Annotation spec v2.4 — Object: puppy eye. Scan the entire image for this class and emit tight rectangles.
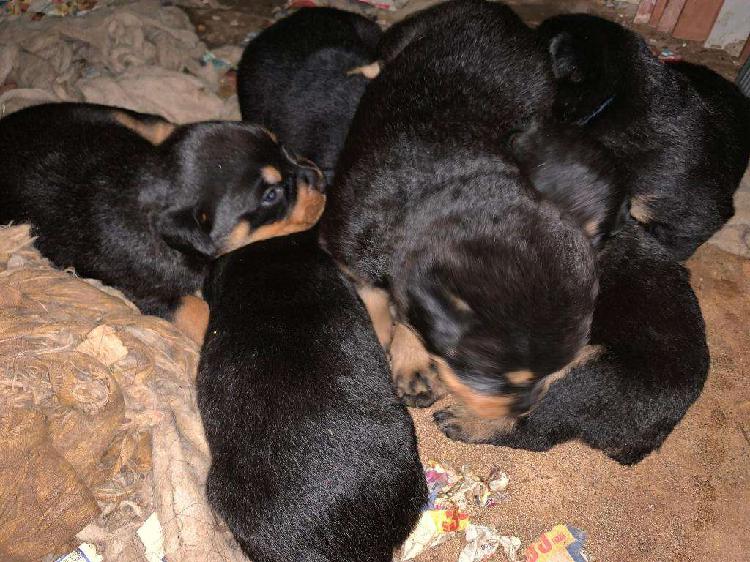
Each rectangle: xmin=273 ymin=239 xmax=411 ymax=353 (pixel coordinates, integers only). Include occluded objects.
xmin=261 ymin=186 xmax=284 ymax=206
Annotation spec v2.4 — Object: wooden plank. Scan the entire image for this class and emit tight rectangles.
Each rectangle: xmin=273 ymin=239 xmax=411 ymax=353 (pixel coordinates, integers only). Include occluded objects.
xmin=634 ymin=0 xmax=657 ymax=24
xmin=672 ymin=0 xmax=724 ymax=42
xmin=705 ymin=0 xmax=750 ymax=57
xmin=650 ymin=0 xmax=670 ymax=26
xmin=657 ymin=0 xmax=687 ymax=34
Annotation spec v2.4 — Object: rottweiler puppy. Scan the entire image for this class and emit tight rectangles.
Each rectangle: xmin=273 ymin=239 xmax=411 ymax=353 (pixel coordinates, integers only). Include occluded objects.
xmin=0 ymin=102 xmax=325 ymax=342
xmin=322 ymin=0 xmax=603 ymax=420
xmin=197 ymin=231 xmax=426 ymax=562
xmin=237 ymin=7 xmax=382 ymax=177
xmin=538 ymin=14 xmax=750 ymax=261
xmin=435 ymin=222 xmax=710 ymax=465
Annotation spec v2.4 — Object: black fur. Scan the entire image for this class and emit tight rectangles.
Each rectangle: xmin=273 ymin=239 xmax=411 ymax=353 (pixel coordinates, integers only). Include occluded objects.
xmin=436 ymin=223 xmax=710 ymax=465
xmin=197 ymin=232 xmax=426 ymax=561
xmin=538 ymin=14 xmax=750 ymax=260
xmin=238 ymin=8 xmax=381 ymax=176
xmin=322 ymin=0 xmax=601 ymax=409
xmin=510 ymin=120 xmax=630 ymax=248
xmin=0 ymin=102 xmax=319 ymax=318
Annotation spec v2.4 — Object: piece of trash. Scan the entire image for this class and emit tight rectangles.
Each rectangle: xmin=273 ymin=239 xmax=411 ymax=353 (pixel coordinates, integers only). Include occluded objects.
xmin=399 ymin=509 xmax=469 ymax=560
xmin=525 ymin=524 xmax=588 ymax=562
xmin=657 ymin=48 xmax=682 ymax=62
xmin=426 ymin=460 xmax=509 ymax=510
xmin=54 ymin=543 xmax=103 ymax=562
xmin=137 ymin=512 xmax=166 ymax=562
xmin=398 ymin=461 xmax=511 ymax=561
xmin=459 ymin=524 xmax=522 ymax=562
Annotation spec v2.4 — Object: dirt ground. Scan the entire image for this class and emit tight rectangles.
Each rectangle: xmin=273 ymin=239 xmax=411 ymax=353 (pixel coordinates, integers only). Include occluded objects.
xmin=188 ymin=1 xmax=750 ymax=560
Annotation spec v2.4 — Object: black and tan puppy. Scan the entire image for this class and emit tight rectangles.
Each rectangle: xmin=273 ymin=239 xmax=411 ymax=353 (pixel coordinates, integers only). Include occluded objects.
xmin=538 ymin=14 xmax=750 ymax=261
xmin=322 ymin=0 xmax=602 ymax=420
xmin=0 ymin=102 xmax=325 ymax=341
xmin=197 ymin=231 xmax=426 ymax=562
xmin=436 ymin=222 xmax=710 ymax=465
xmin=238 ymin=7 xmax=381 ymax=176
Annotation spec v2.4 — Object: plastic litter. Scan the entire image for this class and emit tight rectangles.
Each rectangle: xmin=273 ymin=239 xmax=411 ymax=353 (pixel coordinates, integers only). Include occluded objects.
xmin=54 ymin=543 xmax=103 ymax=562
xmin=525 ymin=525 xmax=588 ymax=562
xmin=459 ymin=524 xmax=522 ymax=562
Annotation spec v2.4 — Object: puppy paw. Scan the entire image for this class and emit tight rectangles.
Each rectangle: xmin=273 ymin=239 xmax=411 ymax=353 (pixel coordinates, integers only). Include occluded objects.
xmin=434 ymin=404 xmax=515 ymax=444
xmin=389 ymin=323 xmax=447 ymax=407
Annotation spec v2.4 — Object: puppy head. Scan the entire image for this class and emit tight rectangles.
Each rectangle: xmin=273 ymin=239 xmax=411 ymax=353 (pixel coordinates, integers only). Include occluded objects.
xmin=394 ymin=206 xmax=597 ymax=414
xmin=156 ymin=122 xmax=326 ymax=259
xmin=538 ymin=15 xmax=638 ymax=123
xmin=510 ymin=121 xmax=629 ymax=248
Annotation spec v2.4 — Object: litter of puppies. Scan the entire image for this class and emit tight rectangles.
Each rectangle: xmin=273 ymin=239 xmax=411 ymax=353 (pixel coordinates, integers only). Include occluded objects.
xmin=1 ymin=0 xmax=748 ymax=560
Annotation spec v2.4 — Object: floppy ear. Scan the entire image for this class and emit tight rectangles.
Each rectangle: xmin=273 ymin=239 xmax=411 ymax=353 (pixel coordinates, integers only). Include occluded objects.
xmin=157 ymin=207 xmax=216 ymax=258
xmin=548 ymin=32 xmax=585 ymax=83
xmin=405 ymin=280 xmax=475 ymax=355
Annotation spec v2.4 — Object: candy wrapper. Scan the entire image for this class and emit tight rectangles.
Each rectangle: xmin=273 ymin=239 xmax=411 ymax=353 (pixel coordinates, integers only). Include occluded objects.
xmin=459 ymin=524 xmax=522 ymax=562
xmin=400 ymin=509 xmax=470 ymax=560
xmin=525 ymin=525 xmax=588 ymax=562
xmin=397 ymin=461 xmax=515 ymax=561
xmin=426 ymin=461 xmax=509 ymax=510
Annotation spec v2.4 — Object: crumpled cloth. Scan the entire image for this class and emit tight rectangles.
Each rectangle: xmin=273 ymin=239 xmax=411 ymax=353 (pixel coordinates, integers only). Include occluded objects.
xmin=0 ymin=0 xmax=239 ymax=121
xmin=0 ymin=225 xmax=246 ymax=562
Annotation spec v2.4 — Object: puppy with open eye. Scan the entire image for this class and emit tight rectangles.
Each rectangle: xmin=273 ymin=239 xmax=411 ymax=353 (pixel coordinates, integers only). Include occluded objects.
xmin=0 ymin=102 xmax=325 ymax=342
xmin=237 ymin=7 xmax=382 ymax=178
xmin=198 ymin=231 xmax=426 ymax=562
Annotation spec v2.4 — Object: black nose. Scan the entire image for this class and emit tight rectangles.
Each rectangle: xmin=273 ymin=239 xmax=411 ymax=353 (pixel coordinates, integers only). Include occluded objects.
xmin=297 ymin=165 xmax=327 ymax=194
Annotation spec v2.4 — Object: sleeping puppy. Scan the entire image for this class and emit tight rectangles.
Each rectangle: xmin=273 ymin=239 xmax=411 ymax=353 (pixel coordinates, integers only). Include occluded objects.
xmin=538 ymin=14 xmax=750 ymax=261
xmin=322 ymin=0 xmax=602 ymax=420
xmin=197 ymin=231 xmax=426 ymax=562
xmin=436 ymin=127 xmax=708 ymax=464
xmin=435 ymin=222 xmax=710 ymax=465
xmin=237 ymin=7 xmax=382 ymax=177
xmin=0 ymin=102 xmax=325 ymax=342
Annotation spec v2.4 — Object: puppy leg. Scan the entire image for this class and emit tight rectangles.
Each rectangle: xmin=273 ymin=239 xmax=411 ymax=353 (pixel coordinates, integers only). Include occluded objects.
xmin=357 ymin=285 xmax=395 ymax=348
xmin=172 ymin=295 xmax=209 ymax=345
xmin=389 ymin=323 xmax=447 ymax=407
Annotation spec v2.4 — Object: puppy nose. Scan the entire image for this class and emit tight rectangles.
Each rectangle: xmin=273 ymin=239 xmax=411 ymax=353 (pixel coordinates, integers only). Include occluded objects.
xmin=297 ymin=165 xmax=326 ymax=194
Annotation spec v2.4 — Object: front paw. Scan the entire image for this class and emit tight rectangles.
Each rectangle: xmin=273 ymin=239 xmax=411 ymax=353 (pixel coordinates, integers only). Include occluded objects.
xmin=434 ymin=405 xmax=515 ymax=444
xmin=389 ymin=323 xmax=447 ymax=407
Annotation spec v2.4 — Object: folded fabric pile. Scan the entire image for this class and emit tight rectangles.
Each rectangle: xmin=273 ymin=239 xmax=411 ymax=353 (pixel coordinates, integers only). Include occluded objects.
xmin=0 ymin=225 xmax=246 ymax=561
xmin=0 ymin=0 xmax=240 ymax=121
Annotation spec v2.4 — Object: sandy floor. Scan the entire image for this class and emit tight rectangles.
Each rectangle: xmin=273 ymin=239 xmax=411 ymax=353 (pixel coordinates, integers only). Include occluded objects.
xmin=188 ymin=1 xmax=750 ymax=560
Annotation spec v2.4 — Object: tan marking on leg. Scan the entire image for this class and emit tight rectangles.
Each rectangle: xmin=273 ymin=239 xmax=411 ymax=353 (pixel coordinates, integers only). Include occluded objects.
xmin=506 ymin=369 xmax=534 ymax=385
xmin=533 ymin=344 xmax=605 ymax=401
xmin=357 ymin=286 xmax=394 ymax=348
xmin=220 ymin=185 xmax=327 ymax=254
xmin=630 ymin=194 xmax=656 ymax=223
xmin=261 ymin=165 xmax=282 ymax=185
xmin=435 ymin=358 xmax=515 ymax=419
xmin=346 ymin=61 xmax=381 ymax=79
xmin=390 ymin=323 xmax=447 ymax=405
xmin=583 ymin=218 xmax=599 ymax=238
xmin=113 ymin=111 xmax=175 ymax=145
xmin=172 ymin=295 xmax=209 ymax=345
xmin=436 ymin=403 xmax=517 ymax=442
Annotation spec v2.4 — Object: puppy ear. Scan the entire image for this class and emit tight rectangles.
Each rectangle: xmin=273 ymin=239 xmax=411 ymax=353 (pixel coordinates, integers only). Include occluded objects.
xmin=157 ymin=207 xmax=216 ymax=258
xmin=548 ymin=32 xmax=585 ymax=83
xmin=405 ymin=280 xmax=475 ymax=355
